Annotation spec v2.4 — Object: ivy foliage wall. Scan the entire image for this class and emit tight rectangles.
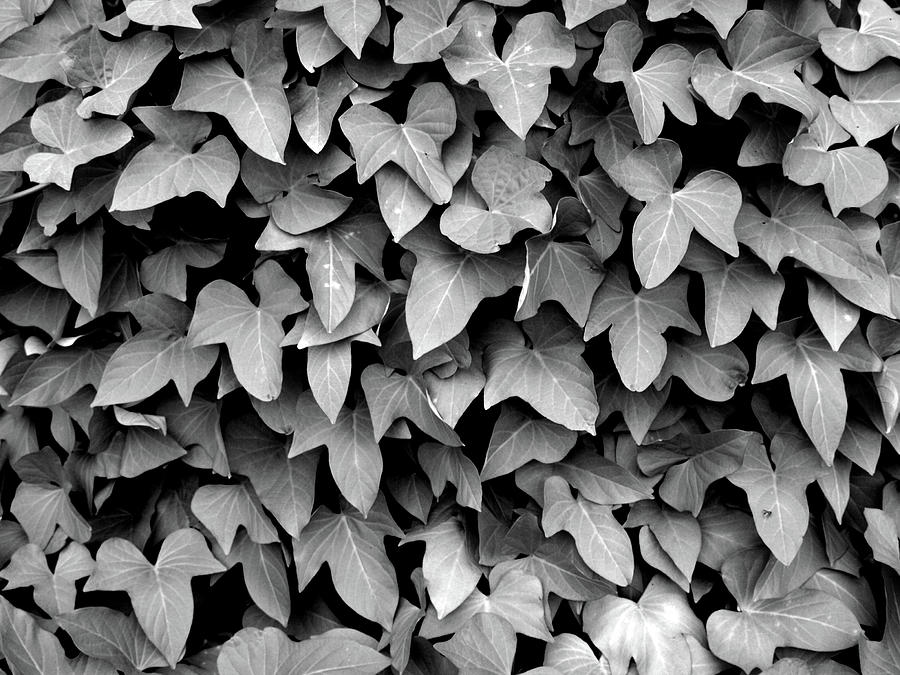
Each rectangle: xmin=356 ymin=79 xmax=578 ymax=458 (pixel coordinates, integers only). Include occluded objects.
xmin=0 ymin=0 xmax=900 ymax=673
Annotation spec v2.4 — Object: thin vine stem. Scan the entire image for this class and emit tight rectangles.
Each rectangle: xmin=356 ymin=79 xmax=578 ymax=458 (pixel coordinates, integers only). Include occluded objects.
xmin=0 ymin=182 xmax=50 ymax=205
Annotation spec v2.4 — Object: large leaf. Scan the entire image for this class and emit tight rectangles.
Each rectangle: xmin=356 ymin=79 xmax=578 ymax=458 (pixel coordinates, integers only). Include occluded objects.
xmin=691 ymin=10 xmax=818 ymax=120
xmin=707 ymin=549 xmax=861 ymax=672
xmin=292 ymin=500 xmax=402 ymax=630
xmin=173 ymin=21 xmax=291 ymax=162
xmin=585 ymin=263 xmax=700 ymax=391
xmin=12 ymin=345 xmax=111 ymax=407
xmin=217 ymin=627 xmax=390 ymax=675
xmin=126 ymin=0 xmax=208 ymax=28
xmin=83 ymin=528 xmax=226 ymax=666
xmin=289 ymin=61 xmax=357 ymax=153
xmin=442 ymin=9 xmax=575 ymax=139
xmin=594 ymin=21 xmax=695 ymax=144
xmin=391 ymin=0 xmax=461 ymax=64
xmin=339 ymin=82 xmax=456 ymax=203
xmin=484 ymin=308 xmax=599 ymax=433
xmin=583 ymin=575 xmax=710 ymax=675
xmin=187 ymin=260 xmax=306 ymax=401
xmin=830 ymin=62 xmax=900 ymax=146
xmin=819 ymin=0 xmax=900 ymax=72
xmin=58 ymin=607 xmax=167 ymax=672
xmin=434 ymin=613 xmax=517 ymax=675
xmin=190 ymin=482 xmax=279 ymax=554
xmin=0 ymin=541 xmax=93 ymax=616
xmin=608 ymin=139 xmax=740 ymax=287
xmin=0 ymin=594 xmax=68 ymax=674
xmin=735 ymin=181 xmax=871 ymax=280
xmin=62 ymin=28 xmax=172 ymax=118
xmin=112 ymin=106 xmax=239 ymax=210
xmin=24 ymin=91 xmax=132 ymax=190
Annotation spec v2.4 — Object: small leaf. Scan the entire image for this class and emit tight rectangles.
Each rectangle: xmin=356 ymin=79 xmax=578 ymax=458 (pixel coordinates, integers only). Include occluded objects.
xmin=585 ymin=263 xmax=699 ymax=391
xmin=830 ymin=61 xmax=900 ymax=146
xmin=187 ymin=261 xmax=306 ymax=401
xmin=391 ymin=0 xmax=461 ymax=64
xmin=594 ymin=21 xmax=695 ymax=144
xmin=191 ymin=482 xmax=279 ymax=555
xmin=290 ymin=62 xmax=357 ymax=153
xmin=440 ymin=145 xmax=552 ymax=253
xmin=442 ymin=9 xmax=575 ymax=139
xmin=654 ymin=333 xmax=749 ymax=402
xmin=608 ymin=140 xmax=740 ymax=286
xmin=173 ymin=21 xmax=291 ymax=163
xmin=646 ymin=0 xmax=746 ymax=37
xmin=58 ymin=607 xmax=167 ymax=672
xmin=278 ymin=0 xmax=380 ymax=58
xmin=434 ymin=613 xmax=517 ymax=675
xmin=339 ymin=82 xmax=456 ymax=203
xmin=127 ymin=0 xmax=208 ymax=28
xmin=484 ymin=308 xmax=599 ymax=433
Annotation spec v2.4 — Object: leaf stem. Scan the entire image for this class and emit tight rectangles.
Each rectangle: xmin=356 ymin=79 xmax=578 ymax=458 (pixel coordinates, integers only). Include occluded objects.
xmin=0 ymin=182 xmax=50 ymax=205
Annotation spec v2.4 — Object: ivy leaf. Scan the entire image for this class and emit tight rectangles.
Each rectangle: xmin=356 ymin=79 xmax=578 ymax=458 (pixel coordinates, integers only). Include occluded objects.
xmin=187 ymin=260 xmax=307 ymax=401
xmin=637 ymin=430 xmax=761 ymax=516
xmin=391 ymin=0 xmax=461 ymax=64
xmin=819 ymin=0 xmax=900 ymax=72
xmin=173 ymin=21 xmax=291 ymax=163
xmin=515 ymin=232 xmax=605 ymax=327
xmin=0 ymin=542 xmax=93 ymax=616
xmin=625 ymin=501 xmax=701 ymax=591
xmin=401 ymin=513 xmax=481 ymax=619
xmin=542 ymin=476 xmax=633 ymax=586
xmin=434 ymin=613 xmax=517 ymax=675
xmin=585 ymin=263 xmax=699 ymax=392
xmin=561 ymin=0 xmax=626 ymax=29
xmin=226 ymin=414 xmax=320 ymax=539
xmin=654 ymin=333 xmax=749 ymax=402
xmin=126 ymin=0 xmax=208 ymax=28
xmin=291 ymin=209 xmax=388 ymax=332
xmin=442 ymin=9 xmax=575 ymax=139
xmin=806 ymin=275 xmax=859 ymax=351
xmin=361 ymin=363 xmax=462 ymax=446
xmin=339 ymin=82 xmax=456 ymax=203
xmin=484 ymin=308 xmax=599 ymax=433
xmin=83 ymin=528 xmax=226 ymax=667
xmin=783 ymin=105 xmax=888 ymax=216
xmin=583 ymin=575 xmax=708 ymax=675
xmin=293 ymin=499 xmax=403 ymax=630
xmin=289 ymin=62 xmax=357 ymax=153
xmin=753 ymin=322 xmax=881 ymax=462
xmin=11 ymin=345 xmax=111 ymax=407
xmin=112 ymin=106 xmax=239 ymax=211
xmin=691 ymin=10 xmax=818 ymax=120
xmin=481 ymin=402 xmax=578 ymax=480
xmin=420 ymin=567 xmax=553 ymax=641
xmin=217 ymin=627 xmax=390 ymax=675
xmin=727 ymin=433 xmax=824 ymax=565
xmin=735 ymin=181 xmax=871 ymax=280
xmin=707 ymin=549 xmax=862 ymax=672
xmin=278 ymin=0 xmax=380 ymax=58
xmin=681 ymin=238 xmax=784 ymax=347
xmin=290 ymin=390 xmax=382 ymax=516
xmin=190 ymin=482 xmax=279 ymax=555
xmin=0 ymin=594 xmax=69 ymax=673
xmin=440 ymin=145 xmax=552 ymax=253
xmin=140 ymin=240 xmax=225 ymax=302
xmin=419 ymin=443 xmax=482 ymax=511
xmin=594 ymin=21 xmax=695 ymax=144
xmin=0 ymin=0 xmax=104 ymax=83
xmin=93 ymin=297 xmax=218 ymax=407
xmin=62 ymin=28 xmax=172 ymax=118
xmin=58 ymin=607 xmax=168 ymax=672
xmin=646 ymin=0 xmax=746 ymax=37
xmin=243 ymin=143 xmax=353 ymax=237
xmin=608 ymin=139 xmax=740 ymax=287
xmin=830 ymin=62 xmax=900 ymax=146
xmin=24 ymin=91 xmax=132 ymax=190
xmin=404 ymin=222 xmax=522 ymax=358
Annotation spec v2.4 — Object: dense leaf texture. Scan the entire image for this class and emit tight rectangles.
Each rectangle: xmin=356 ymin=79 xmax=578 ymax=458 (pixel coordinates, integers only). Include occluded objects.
xmin=1 ymin=1 xmax=899 ymax=673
